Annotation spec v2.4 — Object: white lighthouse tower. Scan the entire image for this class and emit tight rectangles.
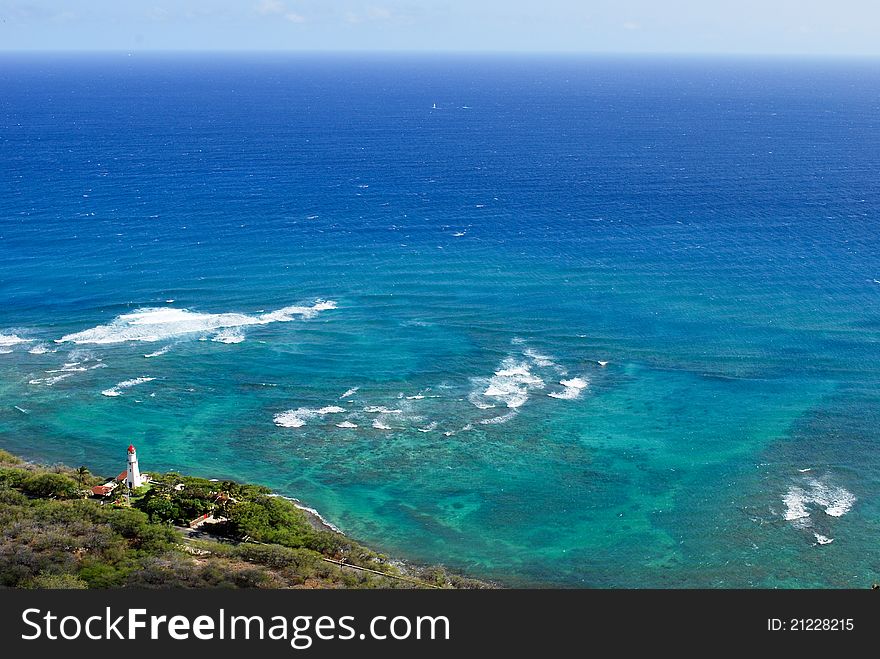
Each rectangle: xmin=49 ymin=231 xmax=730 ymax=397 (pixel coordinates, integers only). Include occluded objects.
xmin=126 ymin=444 xmax=143 ymax=489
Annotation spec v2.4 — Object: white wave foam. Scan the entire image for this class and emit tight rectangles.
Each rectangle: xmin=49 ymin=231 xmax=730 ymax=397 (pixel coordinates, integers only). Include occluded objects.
xmin=363 ymin=406 xmax=402 ymax=414
xmin=372 ymin=419 xmax=392 ymax=430
xmin=0 ymin=334 xmax=30 ymax=347
xmin=782 ymin=487 xmax=810 ymax=522
xmin=291 ymin=502 xmax=341 ymax=533
xmin=0 ymin=349 xmax=11 ymax=355
xmin=274 ymin=404 xmax=345 ymax=428
xmin=493 ymin=363 xmax=539 ymax=380
xmin=523 ymin=347 xmax=555 ymax=368
xmin=561 ymin=377 xmax=589 ymax=389
xmin=274 ymin=410 xmax=307 ymax=428
xmin=57 ymin=299 xmax=337 ymax=345
xmin=29 ymin=359 xmax=105 ymax=386
xmin=47 ymin=362 xmax=88 ymax=373
xmin=468 ymin=391 xmax=495 ymax=409
xmin=479 ymin=411 xmax=518 ymax=425
xmin=29 ymin=373 xmax=73 ymax=386
xmin=340 ymin=387 xmax=359 ymax=399
xmin=28 ymin=344 xmax=52 ymax=355
xmin=317 ymin=406 xmax=345 ymax=414
xmin=548 ymin=376 xmax=589 ymax=400
xmin=144 ymin=346 xmax=171 ymax=358
xmin=257 ymin=300 xmax=338 ymax=322
xmin=814 ymin=533 xmax=834 ymax=545
xmin=268 ymin=495 xmax=343 ymax=533
xmin=476 ymin=358 xmax=545 ymax=409
xmin=782 ymin=475 xmax=855 ymax=525
xmin=336 ymin=421 xmax=358 ymax=429
xmin=824 ymin=488 xmax=856 ymax=517
xmin=101 ymin=377 xmax=155 ymax=397
xmin=211 ymin=328 xmax=245 ymax=344
xmin=417 ymin=422 xmax=438 ymax=433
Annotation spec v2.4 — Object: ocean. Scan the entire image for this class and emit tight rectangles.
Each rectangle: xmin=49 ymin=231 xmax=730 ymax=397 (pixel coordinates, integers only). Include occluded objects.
xmin=1 ymin=53 xmax=879 ymax=587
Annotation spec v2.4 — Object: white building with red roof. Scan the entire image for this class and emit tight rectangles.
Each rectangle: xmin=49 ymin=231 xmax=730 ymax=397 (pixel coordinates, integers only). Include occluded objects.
xmin=91 ymin=482 xmax=117 ymax=497
xmin=118 ymin=444 xmax=149 ymax=489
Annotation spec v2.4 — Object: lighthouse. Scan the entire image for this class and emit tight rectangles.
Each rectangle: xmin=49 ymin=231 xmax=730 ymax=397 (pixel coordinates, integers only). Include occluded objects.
xmin=126 ymin=444 xmax=143 ymax=489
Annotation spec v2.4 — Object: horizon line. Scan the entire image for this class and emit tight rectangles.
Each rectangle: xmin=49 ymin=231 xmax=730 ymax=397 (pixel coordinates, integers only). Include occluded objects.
xmin=1 ymin=49 xmax=879 ymax=61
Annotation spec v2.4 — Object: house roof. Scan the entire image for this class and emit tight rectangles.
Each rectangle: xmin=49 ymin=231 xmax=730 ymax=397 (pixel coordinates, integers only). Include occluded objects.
xmin=91 ymin=484 xmax=115 ymax=496
xmin=116 ymin=470 xmax=128 ymax=482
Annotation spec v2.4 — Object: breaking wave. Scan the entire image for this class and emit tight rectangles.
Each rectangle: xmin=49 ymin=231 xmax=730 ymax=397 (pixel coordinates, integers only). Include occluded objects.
xmin=274 ymin=405 xmax=346 ymax=428
xmin=0 ymin=334 xmax=30 ymax=347
xmin=363 ymin=406 xmax=402 ymax=414
xmin=57 ymin=300 xmax=337 ymax=345
xmin=101 ymin=377 xmax=155 ymax=397
xmin=782 ymin=474 xmax=855 ymax=528
xmin=29 ymin=358 xmax=106 ymax=386
xmin=211 ymin=328 xmax=246 ymax=344
xmin=470 ymin=357 xmax=545 ymax=410
xmin=547 ymin=377 xmax=589 ymax=400
xmin=479 ymin=410 xmax=518 ymax=425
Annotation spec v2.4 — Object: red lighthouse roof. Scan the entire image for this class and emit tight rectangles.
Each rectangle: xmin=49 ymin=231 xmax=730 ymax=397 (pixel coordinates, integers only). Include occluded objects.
xmin=128 ymin=444 xmax=136 ymax=453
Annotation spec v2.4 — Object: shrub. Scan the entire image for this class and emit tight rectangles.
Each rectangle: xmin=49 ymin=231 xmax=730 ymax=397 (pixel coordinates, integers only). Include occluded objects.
xmin=232 ymin=543 xmax=323 ymax=576
xmin=135 ymin=491 xmax=180 ymax=523
xmin=78 ymin=561 xmax=131 ymax=588
xmin=108 ymin=508 xmax=179 ymax=552
xmin=0 ymin=467 xmax=27 ymax=489
xmin=0 ymin=488 xmax=28 ymax=506
xmin=21 ymin=472 xmax=80 ymax=499
xmin=29 ymin=572 xmax=89 ymax=589
xmin=0 ymin=449 xmax=23 ymax=465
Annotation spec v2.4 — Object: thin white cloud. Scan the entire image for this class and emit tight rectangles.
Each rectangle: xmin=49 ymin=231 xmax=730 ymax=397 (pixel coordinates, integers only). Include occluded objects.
xmin=51 ymin=10 xmax=77 ymax=23
xmin=368 ymin=7 xmax=392 ymax=21
xmin=344 ymin=5 xmax=396 ymax=25
xmin=256 ymin=0 xmax=285 ymax=16
xmin=255 ymin=0 xmax=306 ymax=23
xmin=146 ymin=6 xmax=171 ymax=22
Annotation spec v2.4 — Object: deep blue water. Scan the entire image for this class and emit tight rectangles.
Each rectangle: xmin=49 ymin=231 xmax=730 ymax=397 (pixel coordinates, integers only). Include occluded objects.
xmin=1 ymin=54 xmax=879 ymax=587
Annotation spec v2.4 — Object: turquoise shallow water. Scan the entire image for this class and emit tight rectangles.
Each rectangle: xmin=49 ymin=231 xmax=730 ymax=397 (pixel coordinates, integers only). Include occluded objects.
xmin=1 ymin=54 xmax=879 ymax=586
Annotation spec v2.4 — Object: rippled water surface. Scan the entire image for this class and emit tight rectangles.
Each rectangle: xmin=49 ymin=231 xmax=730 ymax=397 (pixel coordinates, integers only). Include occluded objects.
xmin=2 ymin=55 xmax=879 ymax=586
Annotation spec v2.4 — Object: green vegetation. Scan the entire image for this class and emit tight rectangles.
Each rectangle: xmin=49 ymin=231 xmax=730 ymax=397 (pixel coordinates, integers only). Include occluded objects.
xmin=0 ymin=449 xmax=488 ymax=589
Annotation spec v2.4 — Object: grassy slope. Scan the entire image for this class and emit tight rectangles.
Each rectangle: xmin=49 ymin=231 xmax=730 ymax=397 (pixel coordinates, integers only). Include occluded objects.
xmin=0 ymin=449 xmax=489 ymax=589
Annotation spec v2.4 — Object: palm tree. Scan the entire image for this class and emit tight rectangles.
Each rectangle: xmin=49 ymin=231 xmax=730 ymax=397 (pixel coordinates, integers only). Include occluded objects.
xmin=76 ymin=466 xmax=90 ymax=487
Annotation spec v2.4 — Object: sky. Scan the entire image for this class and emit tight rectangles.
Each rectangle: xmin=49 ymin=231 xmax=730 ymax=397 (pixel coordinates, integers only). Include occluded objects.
xmin=1 ymin=0 xmax=879 ymax=56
